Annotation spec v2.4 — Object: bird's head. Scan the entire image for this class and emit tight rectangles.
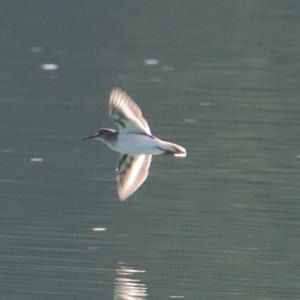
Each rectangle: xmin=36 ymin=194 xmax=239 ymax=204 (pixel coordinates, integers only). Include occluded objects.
xmin=82 ymin=128 xmax=116 ymax=142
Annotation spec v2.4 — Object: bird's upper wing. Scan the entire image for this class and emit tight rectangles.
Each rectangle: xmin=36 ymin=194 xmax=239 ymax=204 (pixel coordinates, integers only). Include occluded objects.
xmin=116 ymin=154 xmax=152 ymax=201
xmin=109 ymin=88 xmax=151 ymax=135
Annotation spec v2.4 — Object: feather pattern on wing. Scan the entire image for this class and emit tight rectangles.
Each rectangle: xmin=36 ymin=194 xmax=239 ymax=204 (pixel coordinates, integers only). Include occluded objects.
xmin=109 ymin=88 xmax=151 ymax=135
xmin=116 ymin=154 xmax=152 ymax=201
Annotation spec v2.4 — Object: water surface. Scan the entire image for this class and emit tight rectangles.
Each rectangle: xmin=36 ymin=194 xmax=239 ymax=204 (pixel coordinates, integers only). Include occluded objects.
xmin=1 ymin=1 xmax=300 ymax=299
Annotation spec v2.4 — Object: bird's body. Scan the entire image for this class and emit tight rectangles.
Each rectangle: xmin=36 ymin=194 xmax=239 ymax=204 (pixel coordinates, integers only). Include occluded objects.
xmin=83 ymin=88 xmax=187 ymax=201
xmin=109 ymin=133 xmax=164 ymax=155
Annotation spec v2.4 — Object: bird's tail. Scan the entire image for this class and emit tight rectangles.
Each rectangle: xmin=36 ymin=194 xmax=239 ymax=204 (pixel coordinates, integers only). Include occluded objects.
xmin=159 ymin=141 xmax=187 ymax=157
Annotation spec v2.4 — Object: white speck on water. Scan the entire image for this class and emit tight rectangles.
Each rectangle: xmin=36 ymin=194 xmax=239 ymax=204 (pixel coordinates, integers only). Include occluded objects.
xmin=93 ymin=227 xmax=107 ymax=232
xmin=199 ymin=101 xmax=212 ymax=106
xmin=30 ymin=157 xmax=44 ymax=163
xmin=184 ymin=118 xmax=197 ymax=124
xmin=41 ymin=63 xmax=59 ymax=71
xmin=161 ymin=65 xmax=175 ymax=71
xmin=169 ymin=296 xmax=184 ymax=299
xmin=296 ymin=155 xmax=300 ymax=159
xmin=1 ymin=148 xmax=13 ymax=153
xmin=150 ymin=77 xmax=164 ymax=82
xmin=144 ymin=59 xmax=160 ymax=65
xmin=87 ymin=246 xmax=99 ymax=250
xmin=30 ymin=46 xmax=44 ymax=53
xmin=118 ymin=268 xmax=145 ymax=274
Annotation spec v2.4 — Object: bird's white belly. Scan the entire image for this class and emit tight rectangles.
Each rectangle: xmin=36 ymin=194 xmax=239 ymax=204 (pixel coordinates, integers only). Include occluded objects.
xmin=110 ymin=133 xmax=164 ymax=155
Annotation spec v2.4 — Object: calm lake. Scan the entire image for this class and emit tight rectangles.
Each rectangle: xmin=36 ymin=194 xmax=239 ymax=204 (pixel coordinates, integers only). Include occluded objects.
xmin=1 ymin=1 xmax=300 ymax=299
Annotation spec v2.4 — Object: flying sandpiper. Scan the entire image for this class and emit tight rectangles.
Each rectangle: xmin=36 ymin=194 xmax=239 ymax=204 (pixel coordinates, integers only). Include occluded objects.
xmin=83 ymin=88 xmax=187 ymax=201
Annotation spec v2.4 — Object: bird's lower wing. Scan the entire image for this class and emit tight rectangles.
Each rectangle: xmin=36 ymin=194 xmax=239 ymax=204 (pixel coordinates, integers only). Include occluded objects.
xmin=116 ymin=154 xmax=152 ymax=201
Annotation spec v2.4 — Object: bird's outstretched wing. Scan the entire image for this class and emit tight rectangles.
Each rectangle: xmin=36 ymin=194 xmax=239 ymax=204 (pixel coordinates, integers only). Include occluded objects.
xmin=116 ymin=154 xmax=152 ymax=201
xmin=109 ymin=88 xmax=151 ymax=135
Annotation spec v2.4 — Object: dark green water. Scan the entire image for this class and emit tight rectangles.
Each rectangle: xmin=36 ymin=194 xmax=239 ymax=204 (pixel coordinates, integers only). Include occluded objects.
xmin=1 ymin=1 xmax=300 ymax=299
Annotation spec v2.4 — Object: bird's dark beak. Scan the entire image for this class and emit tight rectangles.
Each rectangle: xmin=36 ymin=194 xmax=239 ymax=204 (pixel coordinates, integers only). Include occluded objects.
xmin=82 ymin=134 xmax=97 ymax=141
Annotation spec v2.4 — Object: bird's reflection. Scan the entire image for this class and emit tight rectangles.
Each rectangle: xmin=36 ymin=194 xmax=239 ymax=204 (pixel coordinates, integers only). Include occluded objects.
xmin=114 ymin=262 xmax=147 ymax=299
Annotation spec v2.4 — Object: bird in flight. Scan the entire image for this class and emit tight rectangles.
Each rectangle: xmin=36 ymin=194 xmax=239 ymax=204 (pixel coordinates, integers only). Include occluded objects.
xmin=83 ymin=88 xmax=187 ymax=201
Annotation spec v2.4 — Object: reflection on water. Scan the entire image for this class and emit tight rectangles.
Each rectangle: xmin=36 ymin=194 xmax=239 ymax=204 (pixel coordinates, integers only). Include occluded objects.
xmin=114 ymin=263 xmax=147 ymax=300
